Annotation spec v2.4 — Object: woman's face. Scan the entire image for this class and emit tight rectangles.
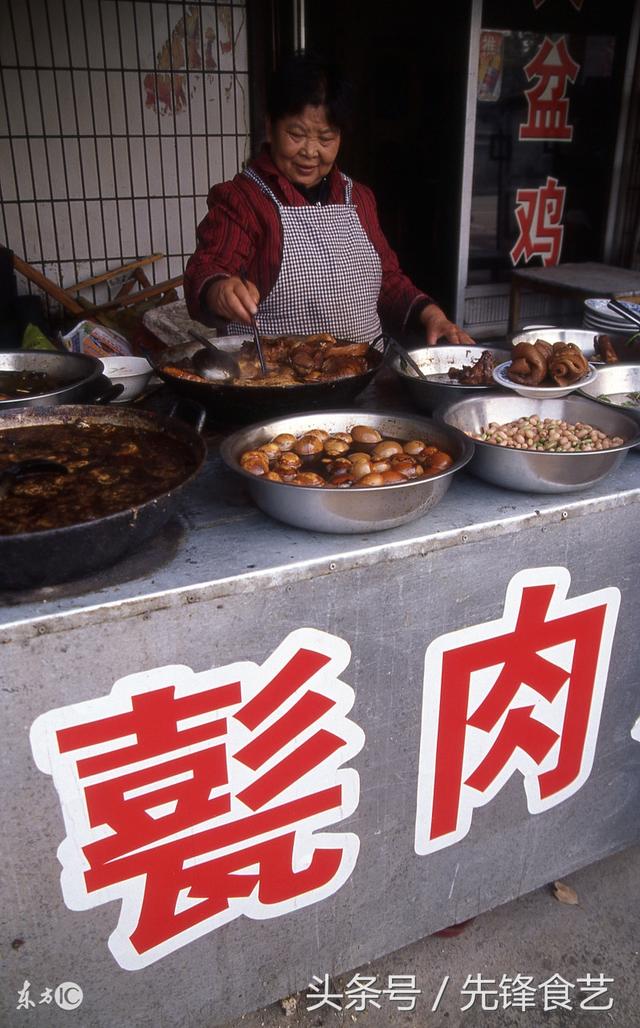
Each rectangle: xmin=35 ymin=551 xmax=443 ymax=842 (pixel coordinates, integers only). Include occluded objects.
xmin=266 ymin=105 xmax=341 ymax=188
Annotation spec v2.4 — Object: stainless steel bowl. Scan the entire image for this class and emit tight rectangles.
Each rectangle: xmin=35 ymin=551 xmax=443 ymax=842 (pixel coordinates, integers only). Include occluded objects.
xmin=220 ymin=410 xmax=474 ymax=533
xmin=578 ymin=362 xmax=640 ymax=426
xmin=389 ymin=345 xmax=511 ymax=414
xmin=435 ymin=394 xmax=640 ymax=494
xmin=512 ymin=328 xmax=640 ymax=364
xmin=578 ymin=363 xmax=640 ymax=448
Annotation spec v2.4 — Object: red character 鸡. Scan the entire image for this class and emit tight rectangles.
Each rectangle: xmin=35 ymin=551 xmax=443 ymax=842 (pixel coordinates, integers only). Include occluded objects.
xmin=510 ymin=176 xmax=566 ymax=267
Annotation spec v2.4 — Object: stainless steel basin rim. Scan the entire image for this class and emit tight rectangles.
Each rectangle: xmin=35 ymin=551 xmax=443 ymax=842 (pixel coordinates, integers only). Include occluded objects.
xmin=220 ymin=409 xmax=475 ymax=533
xmin=435 ymin=393 xmax=640 ymax=494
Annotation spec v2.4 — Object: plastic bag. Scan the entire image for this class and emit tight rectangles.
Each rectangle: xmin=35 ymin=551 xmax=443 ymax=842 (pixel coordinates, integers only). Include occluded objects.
xmin=22 ymin=323 xmax=57 ymax=350
xmin=60 ymin=320 xmax=132 ymax=358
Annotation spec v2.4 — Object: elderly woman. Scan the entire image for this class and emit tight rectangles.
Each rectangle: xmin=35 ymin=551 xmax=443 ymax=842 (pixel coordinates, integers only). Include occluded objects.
xmin=184 ymin=53 xmax=473 ymax=347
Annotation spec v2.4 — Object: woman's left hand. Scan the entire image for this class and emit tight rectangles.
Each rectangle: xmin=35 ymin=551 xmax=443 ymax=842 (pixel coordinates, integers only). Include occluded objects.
xmin=420 ymin=304 xmax=475 ymax=346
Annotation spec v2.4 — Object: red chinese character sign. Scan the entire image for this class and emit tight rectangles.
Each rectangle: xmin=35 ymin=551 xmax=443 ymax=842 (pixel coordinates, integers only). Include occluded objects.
xmin=519 ymin=36 xmax=580 ymax=141
xmin=508 ymin=35 xmax=580 ymax=267
xmin=30 ymin=628 xmax=365 ymax=970
xmin=510 ymin=176 xmax=566 ymax=267
xmin=414 ymin=567 xmax=619 ymax=855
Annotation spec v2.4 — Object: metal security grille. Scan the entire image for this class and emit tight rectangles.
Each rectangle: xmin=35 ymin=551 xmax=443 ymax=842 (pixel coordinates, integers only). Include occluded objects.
xmin=0 ymin=0 xmax=250 ymax=315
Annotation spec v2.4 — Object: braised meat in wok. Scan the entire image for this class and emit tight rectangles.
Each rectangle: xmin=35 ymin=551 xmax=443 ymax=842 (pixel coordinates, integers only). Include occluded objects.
xmin=163 ymin=333 xmax=371 ymax=388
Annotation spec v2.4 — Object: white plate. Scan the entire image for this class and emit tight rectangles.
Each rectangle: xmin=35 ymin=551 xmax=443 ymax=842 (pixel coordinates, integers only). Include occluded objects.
xmin=583 ymin=313 xmax=620 ymax=324
xmin=493 ymin=360 xmax=598 ymax=399
xmin=583 ymin=315 xmax=639 ymax=335
xmin=583 ymin=310 xmax=630 ymax=324
xmin=584 ymin=297 xmax=640 ymax=320
xmin=583 ymin=319 xmax=623 ymax=332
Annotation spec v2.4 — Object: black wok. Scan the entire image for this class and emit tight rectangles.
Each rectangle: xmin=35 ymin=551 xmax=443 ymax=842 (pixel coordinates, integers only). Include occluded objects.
xmin=0 ymin=403 xmax=207 ymax=590
xmin=155 ymin=338 xmax=386 ymax=423
xmin=0 ymin=349 xmax=105 ymax=409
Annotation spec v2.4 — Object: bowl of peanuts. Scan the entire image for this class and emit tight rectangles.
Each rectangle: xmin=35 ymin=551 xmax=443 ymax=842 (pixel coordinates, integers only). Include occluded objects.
xmin=436 ymin=394 xmax=640 ymax=493
xmin=220 ymin=410 xmax=474 ymax=532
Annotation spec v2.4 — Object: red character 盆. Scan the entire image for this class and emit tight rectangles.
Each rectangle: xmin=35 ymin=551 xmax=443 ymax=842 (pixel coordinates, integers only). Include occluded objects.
xmin=519 ymin=36 xmax=580 ymax=142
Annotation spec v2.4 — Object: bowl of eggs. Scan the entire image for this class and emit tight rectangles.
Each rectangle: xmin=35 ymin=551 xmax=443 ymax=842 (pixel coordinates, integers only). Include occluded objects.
xmin=220 ymin=409 xmax=474 ymax=533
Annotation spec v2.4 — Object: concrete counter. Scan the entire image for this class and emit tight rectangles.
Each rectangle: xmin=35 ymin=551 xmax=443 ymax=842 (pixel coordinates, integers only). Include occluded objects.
xmin=2 ymin=442 xmax=639 ymax=1027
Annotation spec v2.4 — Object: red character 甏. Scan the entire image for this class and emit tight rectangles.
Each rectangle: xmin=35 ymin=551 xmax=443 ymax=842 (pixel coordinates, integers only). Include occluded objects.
xmin=31 ymin=629 xmax=364 ymax=969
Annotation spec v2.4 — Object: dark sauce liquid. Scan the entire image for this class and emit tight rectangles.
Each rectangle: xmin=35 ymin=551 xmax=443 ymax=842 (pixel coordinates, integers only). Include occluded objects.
xmin=0 ymin=422 xmax=198 ymax=534
xmin=0 ymin=370 xmax=71 ymax=400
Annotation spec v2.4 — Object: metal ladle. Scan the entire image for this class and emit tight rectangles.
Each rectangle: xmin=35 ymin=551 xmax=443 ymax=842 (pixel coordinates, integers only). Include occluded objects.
xmin=239 ymin=267 xmax=267 ymax=376
xmin=0 ymin=459 xmax=68 ymax=501
xmin=189 ymin=330 xmax=239 ymax=382
xmin=391 ymin=338 xmax=427 ymax=379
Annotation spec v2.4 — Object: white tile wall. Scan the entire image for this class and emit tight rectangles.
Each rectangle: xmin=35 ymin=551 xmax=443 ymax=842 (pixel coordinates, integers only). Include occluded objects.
xmin=0 ymin=0 xmax=250 ymax=314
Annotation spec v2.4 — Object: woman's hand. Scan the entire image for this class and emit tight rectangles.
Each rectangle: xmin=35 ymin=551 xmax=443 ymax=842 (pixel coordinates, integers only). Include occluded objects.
xmin=420 ymin=304 xmax=475 ymax=346
xmin=205 ymin=275 xmax=260 ymax=325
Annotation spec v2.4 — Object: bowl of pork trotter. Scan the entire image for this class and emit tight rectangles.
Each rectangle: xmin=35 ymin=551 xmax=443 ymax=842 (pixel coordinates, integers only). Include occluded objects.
xmin=496 ymin=336 xmax=598 ymax=399
xmin=511 ymin=327 xmax=640 ymax=364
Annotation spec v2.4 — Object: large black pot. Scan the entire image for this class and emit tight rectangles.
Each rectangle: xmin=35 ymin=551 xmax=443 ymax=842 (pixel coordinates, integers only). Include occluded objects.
xmin=156 ymin=340 xmax=386 ymax=423
xmin=0 ymin=403 xmax=207 ymax=590
xmin=0 ymin=349 xmax=106 ymax=409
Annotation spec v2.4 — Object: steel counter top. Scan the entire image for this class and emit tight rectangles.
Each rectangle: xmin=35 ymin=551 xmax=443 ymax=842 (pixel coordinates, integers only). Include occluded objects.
xmin=1 ymin=444 xmax=638 ymax=633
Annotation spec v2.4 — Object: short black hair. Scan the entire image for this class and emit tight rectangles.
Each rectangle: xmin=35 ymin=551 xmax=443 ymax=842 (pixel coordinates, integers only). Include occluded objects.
xmin=266 ymin=52 xmax=353 ymax=131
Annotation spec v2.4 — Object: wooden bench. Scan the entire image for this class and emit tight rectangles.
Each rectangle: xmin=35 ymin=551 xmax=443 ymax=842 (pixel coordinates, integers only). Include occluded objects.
xmin=11 ymin=252 xmax=182 ymax=327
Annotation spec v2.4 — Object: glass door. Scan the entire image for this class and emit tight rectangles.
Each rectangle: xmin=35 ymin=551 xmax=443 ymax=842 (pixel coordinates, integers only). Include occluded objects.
xmin=459 ymin=0 xmax=638 ymax=333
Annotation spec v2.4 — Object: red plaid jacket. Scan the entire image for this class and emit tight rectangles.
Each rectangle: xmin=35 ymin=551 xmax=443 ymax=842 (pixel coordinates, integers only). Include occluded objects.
xmin=183 ymin=148 xmax=433 ymax=337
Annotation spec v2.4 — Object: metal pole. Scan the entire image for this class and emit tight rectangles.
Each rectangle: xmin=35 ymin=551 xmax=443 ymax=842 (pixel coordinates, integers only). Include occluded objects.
xmin=293 ymin=0 xmax=306 ymax=52
xmin=454 ymin=0 xmax=482 ymax=327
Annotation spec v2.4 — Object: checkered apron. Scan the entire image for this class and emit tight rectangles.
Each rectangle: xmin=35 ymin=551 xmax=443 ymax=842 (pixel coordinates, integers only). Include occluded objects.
xmin=225 ymin=168 xmax=383 ymax=343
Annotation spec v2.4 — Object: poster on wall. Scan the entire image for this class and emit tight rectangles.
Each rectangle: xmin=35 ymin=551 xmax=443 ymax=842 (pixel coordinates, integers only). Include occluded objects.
xmin=478 ymin=30 xmax=505 ymax=102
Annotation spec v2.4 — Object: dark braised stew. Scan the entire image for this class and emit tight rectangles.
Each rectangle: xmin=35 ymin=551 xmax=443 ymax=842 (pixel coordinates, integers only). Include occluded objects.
xmin=163 ymin=335 xmax=375 ymax=388
xmin=0 ymin=370 xmax=70 ymax=401
xmin=0 ymin=421 xmax=198 ymax=534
